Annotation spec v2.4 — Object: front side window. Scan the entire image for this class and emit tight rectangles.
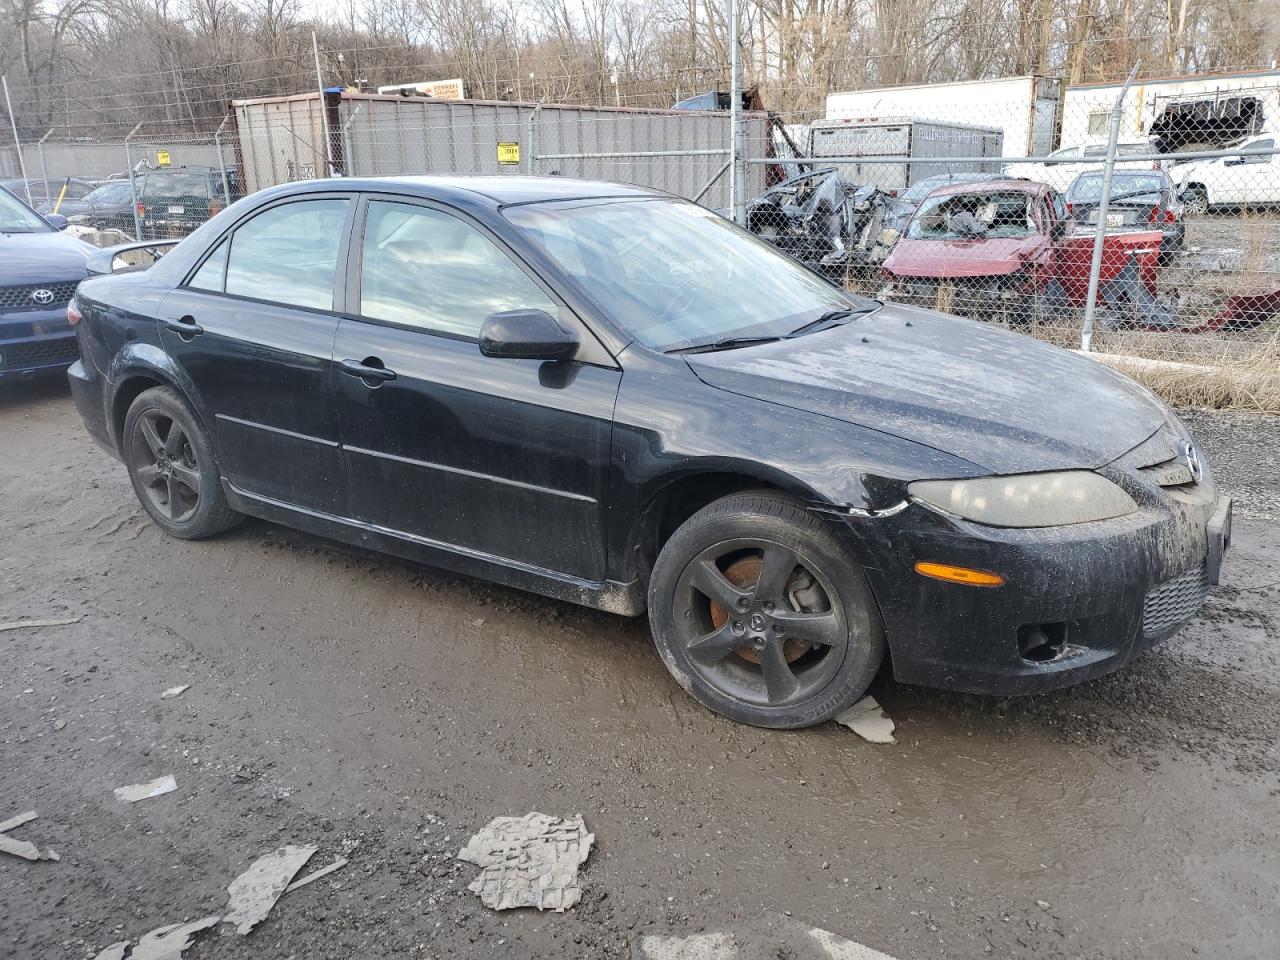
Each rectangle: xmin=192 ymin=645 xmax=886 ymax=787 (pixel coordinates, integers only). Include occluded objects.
xmin=359 ymin=200 xmax=557 ymax=337
xmin=505 ymin=198 xmax=869 ymax=352
xmin=224 ymin=198 xmax=349 ymax=310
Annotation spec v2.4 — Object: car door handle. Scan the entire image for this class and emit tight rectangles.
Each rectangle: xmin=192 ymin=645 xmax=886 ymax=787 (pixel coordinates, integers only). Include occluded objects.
xmin=160 ymin=316 xmax=203 ymax=337
xmin=340 ymin=358 xmax=397 ymax=382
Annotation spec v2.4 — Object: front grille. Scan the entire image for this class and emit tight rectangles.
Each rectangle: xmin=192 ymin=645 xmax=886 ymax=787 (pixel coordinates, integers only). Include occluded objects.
xmin=1143 ymin=565 xmax=1209 ymax=636
xmin=0 ymin=280 xmax=79 ymax=311
xmin=0 ymin=337 xmax=80 ymax=371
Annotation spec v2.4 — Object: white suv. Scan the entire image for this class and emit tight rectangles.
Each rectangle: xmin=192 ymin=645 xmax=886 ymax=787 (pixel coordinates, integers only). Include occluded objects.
xmin=1013 ymin=141 xmax=1157 ymax=192
xmin=1168 ymin=135 xmax=1277 ymax=213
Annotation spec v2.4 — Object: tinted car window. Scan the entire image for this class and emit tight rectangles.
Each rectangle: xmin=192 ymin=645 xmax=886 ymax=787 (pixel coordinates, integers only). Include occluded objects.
xmin=0 ymin=187 xmax=52 ymax=232
xmin=144 ymin=173 xmax=213 ymax=198
xmin=224 ymin=199 xmax=349 ymax=311
xmin=1069 ymin=172 xmax=1167 ymax=202
xmin=359 ymin=200 xmax=557 ymax=337
xmin=189 ymin=238 xmax=229 ymax=292
xmin=86 ymin=183 xmax=132 ymax=203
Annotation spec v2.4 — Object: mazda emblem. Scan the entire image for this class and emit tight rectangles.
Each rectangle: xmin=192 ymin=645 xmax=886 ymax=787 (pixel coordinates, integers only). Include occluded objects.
xmin=1180 ymin=441 xmax=1203 ymax=484
xmin=31 ymin=288 xmax=55 ymax=305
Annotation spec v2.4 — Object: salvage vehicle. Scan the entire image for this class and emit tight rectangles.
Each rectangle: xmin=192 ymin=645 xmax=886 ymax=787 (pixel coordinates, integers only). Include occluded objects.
xmin=67 ymin=176 xmax=1231 ymax=728
xmin=47 ymin=180 xmax=141 ymax=234
xmin=882 ymin=172 xmax=1011 ymax=235
xmin=1012 ymin=140 xmax=1156 ymax=192
xmin=1064 ymin=170 xmax=1184 ymax=258
xmin=137 ymin=166 xmax=241 ymax=239
xmin=0 ymin=185 xmax=93 ymax=380
xmin=743 ymin=168 xmax=892 ymax=281
xmin=1168 ymin=134 xmax=1278 ymax=213
xmin=881 ymin=179 xmax=1169 ymax=327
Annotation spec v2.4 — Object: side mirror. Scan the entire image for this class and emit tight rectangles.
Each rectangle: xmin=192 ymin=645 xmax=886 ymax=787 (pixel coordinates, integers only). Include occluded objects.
xmin=44 ymin=213 xmax=69 ymax=230
xmin=479 ymin=308 xmax=579 ymax=361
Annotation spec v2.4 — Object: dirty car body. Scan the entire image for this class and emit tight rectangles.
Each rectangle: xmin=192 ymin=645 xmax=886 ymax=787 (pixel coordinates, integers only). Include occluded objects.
xmin=67 ymin=176 xmax=1230 ymax=723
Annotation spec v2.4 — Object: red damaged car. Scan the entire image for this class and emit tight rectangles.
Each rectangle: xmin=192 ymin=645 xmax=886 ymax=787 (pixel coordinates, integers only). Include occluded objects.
xmin=880 ymin=179 xmax=1168 ymax=327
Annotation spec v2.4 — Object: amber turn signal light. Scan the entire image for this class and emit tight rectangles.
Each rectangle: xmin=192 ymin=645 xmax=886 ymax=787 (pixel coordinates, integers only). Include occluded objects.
xmin=914 ymin=562 xmax=1006 ymax=587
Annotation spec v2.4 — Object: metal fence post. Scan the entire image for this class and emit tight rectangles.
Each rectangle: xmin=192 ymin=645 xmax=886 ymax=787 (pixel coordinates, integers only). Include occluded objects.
xmin=1080 ymin=63 xmax=1140 ymax=352
xmin=728 ymin=0 xmax=746 ymax=225
xmin=125 ymin=123 xmax=143 ymax=241
xmin=341 ymin=104 xmax=362 ymax=177
xmin=37 ymin=129 xmax=53 ymax=207
xmin=1 ymin=75 xmax=32 ymax=206
xmin=213 ymin=115 xmax=232 ymax=205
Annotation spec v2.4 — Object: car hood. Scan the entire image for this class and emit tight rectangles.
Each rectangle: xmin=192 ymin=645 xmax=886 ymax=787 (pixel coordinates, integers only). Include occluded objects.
xmin=0 ymin=230 xmax=93 ymax=282
xmin=884 ymin=235 xmax=1046 ymax=278
xmin=685 ymin=303 xmax=1167 ymax=474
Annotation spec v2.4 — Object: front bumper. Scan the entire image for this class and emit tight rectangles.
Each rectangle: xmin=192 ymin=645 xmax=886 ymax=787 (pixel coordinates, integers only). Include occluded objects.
xmin=1 ymin=307 xmax=80 ymax=379
xmin=837 ymin=477 xmax=1228 ymax=696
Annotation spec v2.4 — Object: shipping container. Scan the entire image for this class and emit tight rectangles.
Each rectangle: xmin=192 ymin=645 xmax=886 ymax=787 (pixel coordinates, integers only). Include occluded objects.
xmin=807 ymin=118 xmax=1004 ymax=192
xmin=230 ymin=91 xmax=771 ymax=208
xmin=824 ymin=76 xmax=1061 ymax=158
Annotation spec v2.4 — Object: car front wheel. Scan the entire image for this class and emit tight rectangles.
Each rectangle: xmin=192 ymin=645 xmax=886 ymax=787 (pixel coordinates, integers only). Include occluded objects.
xmin=648 ymin=491 xmax=886 ymax=728
xmin=123 ymin=386 xmax=242 ymax=539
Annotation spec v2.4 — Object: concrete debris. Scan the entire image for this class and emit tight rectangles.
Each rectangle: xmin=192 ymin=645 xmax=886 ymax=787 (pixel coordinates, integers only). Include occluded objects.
xmin=0 ymin=616 xmax=80 ymax=633
xmin=634 ymin=913 xmax=900 ymax=960
xmin=283 ymin=857 xmax=348 ymax=894
xmin=834 ymin=695 xmax=897 ymax=744
xmin=0 ymin=810 xmax=59 ymax=862
xmin=160 ymin=685 xmax=190 ymax=699
xmin=223 ymin=844 xmax=317 ymax=934
xmin=457 ymin=813 xmax=594 ymax=912
xmin=114 ymin=775 xmax=177 ymax=803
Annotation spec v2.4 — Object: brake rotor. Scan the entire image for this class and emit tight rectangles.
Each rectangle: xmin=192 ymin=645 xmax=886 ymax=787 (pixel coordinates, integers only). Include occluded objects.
xmin=707 ymin=556 xmax=810 ymax=664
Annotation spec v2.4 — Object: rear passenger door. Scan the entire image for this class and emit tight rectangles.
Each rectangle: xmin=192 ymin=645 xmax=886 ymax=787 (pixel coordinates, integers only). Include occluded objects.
xmin=332 ymin=196 xmax=621 ymax=581
xmin=158 ymin=194 xmax=357 ymax=515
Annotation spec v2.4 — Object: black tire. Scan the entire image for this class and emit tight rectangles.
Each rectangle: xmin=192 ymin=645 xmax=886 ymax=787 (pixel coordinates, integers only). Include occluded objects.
xmin=123 ymin=386 xmax=242 ymax=539
xmin=648 ymin=491 xmax=886 ymax=729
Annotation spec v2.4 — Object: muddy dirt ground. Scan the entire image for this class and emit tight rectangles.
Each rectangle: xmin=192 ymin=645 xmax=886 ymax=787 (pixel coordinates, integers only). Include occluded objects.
xmin=2 ymin=379 xmax=1278 ymax=960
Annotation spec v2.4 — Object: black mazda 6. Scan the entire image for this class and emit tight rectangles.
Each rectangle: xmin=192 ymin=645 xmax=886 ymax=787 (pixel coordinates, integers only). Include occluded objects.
xmin=67 ymin=175 xmax=1232 ymax=728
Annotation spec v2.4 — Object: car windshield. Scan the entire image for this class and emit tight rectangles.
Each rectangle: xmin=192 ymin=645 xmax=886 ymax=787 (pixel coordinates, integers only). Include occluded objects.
xmin=906 ymin=190 xmax=1037 ymax=240
xmin=1070 ymin=173 xmax=1165 ymax=202
xmin=0 ymin=188 xmax=52 ymax=233
xmin=504 ymin=198 xmax=872 ymax=351
xmin=144 ymin=173 xmax=211 ymax=198
xmin=901 ymin=174 xmax=992 ymax=203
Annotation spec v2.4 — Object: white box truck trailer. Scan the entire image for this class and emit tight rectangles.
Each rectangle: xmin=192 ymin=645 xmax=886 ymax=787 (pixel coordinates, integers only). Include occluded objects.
xmin=807 ymin=117 xmax=1004 ymax=193
xmin=824 ymin=76 xmax=1061 ymax=158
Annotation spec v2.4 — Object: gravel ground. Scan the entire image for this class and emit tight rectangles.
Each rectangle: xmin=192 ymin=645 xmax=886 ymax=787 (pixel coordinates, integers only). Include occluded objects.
xmin=2 ymin=381 xmax=1278 ymax=960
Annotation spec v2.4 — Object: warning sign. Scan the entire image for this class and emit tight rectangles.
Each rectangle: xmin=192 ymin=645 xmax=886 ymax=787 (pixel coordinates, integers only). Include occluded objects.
xmin=497 ymin=142 xmax=520 ymax=165
xmin=156 ymin=150 xmax=172 ymax=166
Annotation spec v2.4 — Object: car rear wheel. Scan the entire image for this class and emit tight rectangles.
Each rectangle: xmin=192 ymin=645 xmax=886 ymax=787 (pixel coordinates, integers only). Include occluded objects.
xmin=123 ymin=386 xmax=242 ymax=539
xmin=648 ymin=491 xmax=885 ymax=728
xmin=1183 ymin=187 xmax=1209 ymax=217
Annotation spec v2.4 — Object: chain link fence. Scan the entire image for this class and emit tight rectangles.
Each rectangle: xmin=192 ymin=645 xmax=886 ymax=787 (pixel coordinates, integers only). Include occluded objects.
xmin=2 ymin=73 xmax=1277 ymax=400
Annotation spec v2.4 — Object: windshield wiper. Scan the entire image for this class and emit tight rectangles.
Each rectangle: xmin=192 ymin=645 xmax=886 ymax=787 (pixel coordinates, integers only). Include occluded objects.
xmin=668 ymin=335 xmax=785 ymax=354
xmin=786 ymin=305 xmax=876 ymax=338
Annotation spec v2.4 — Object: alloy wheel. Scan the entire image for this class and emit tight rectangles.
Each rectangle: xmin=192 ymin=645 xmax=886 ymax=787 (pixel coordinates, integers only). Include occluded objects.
xmin=672 ymin=539 xmax=847 ymax=708
xmin=130 ymin=409 xmax=202 ymax=523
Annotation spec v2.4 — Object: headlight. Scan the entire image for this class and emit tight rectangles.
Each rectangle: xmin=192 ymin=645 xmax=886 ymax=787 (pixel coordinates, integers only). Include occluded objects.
xmin=908 ymin=471 xmax=1137 ymax=528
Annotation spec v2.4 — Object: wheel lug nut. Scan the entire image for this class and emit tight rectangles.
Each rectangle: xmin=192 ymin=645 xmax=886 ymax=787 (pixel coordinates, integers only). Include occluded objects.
xmin=731 ymin=621 xmax=745 ymax=636
xmin=736 ymin=598 xmax=750 ymax=611
xmin=763 ymin=601 xmax=775 ymax=613
xmin=772 ymin=625 xmax=783 ymax=635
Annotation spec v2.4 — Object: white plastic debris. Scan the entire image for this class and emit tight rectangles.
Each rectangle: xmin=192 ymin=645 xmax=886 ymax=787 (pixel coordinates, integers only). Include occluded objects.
xmin=114 ymin=775 xmax=177 ymax=803
xmin=223 ymin=845 xmax=317 ymax=934
xmin=634 ymin=913 xmax=901 ymax=960
xmin=130 ymin=916 xmax=220 ymax=960
xmin=457 ymin=813 xmax=594 ymax=912
xmin=91 ymin=944 xmax=129 ymax=960
xmin=834 ymin=695 xmax=897 ymax=744
xmin=0 ymin=616 xmax=80 ymax=633
xmin=160 ymin=685 xmax=190 ymax=699
xmin=0 ymin=810 xmax=59 ymax=862
xmin=283 ymin=857 xmax=348 ymax=894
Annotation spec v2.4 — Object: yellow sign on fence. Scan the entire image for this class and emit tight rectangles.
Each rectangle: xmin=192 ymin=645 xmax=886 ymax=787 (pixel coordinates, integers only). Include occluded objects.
xmin=156 ymin=150 xmax=171 ymax=166
xmin=497 ymin=142 xmax=520 ymax=165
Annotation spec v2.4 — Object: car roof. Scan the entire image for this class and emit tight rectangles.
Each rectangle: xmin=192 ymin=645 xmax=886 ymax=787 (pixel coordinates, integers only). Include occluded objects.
xmin=924 ymin=178 xmax=1047 ymax=199
xmin=269 ymin=174 xmax=661 ymax=207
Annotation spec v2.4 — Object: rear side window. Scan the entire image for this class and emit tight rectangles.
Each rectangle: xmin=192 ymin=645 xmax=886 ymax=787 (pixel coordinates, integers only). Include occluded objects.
xmin=358 ymin=200 xmax=556 ymax=337
xmin=222 ymin=198 xmax=349 ymax=310
xmin=188 ymin=239 xmax=229 ymax=292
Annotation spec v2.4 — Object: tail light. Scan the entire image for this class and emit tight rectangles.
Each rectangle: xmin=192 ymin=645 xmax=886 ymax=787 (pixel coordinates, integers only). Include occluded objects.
xmin=1149 ymin=206 xmax=1159 ymax=223
xmin=208 ymin=198 xmax=223 ymax=217
xmin=1164 ymin=208 xmax=1177 ymax=223
xmin=67 ymin=298 xmax=82 ymax=327
xmin=1065 ymin=202 xmax=1073 ymax=215
xmin=136 ymin=202 xmax=145 ymax=218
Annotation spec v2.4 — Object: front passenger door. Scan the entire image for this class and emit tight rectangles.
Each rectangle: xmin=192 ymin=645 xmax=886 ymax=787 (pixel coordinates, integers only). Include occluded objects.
xmin=333 ymin=197 xmax=621 ymax=581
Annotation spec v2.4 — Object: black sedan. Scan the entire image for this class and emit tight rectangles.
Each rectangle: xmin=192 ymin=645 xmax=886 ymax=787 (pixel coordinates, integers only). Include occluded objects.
xmin=66 ymin=176 xmax=1231 ymax=728
xmin=1065 ymin=170 xmax=1186 ymax=257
